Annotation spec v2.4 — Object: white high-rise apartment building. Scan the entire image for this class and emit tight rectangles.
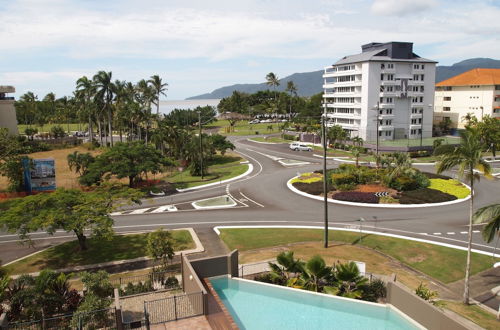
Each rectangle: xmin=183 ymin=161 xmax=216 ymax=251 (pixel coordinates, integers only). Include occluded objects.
xmin=323 ymin=42 xmax=436 ymax=141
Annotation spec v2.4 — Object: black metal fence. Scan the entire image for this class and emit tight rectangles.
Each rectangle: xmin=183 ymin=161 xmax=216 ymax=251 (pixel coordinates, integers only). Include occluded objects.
xmin=7 ymin=308 xmax=117 ymax=330
xmin=144 ymin=292 xmax=204 ymax=325
xmin=111 ymin=270 xmax=181 ymax=297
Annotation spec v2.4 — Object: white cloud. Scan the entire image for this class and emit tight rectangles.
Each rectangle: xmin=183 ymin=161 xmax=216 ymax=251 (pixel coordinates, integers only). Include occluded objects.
xmin=371 ymin=0 xmax=437 ymax=16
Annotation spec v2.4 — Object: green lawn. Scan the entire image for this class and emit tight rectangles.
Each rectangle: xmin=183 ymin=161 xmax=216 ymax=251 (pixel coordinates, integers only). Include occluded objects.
xmin=250 ymin=136 xmax=293 ymax=143
xmin=442 ymin=300 xmax=500 ymax=330
xmin=206 ymin=119 xmax=282 ymax=136
xmin=18 ymin=123 xmax=87 ymax=134
xmin=164 ymin=155 xmax=248 ymax=189
xmin=5 ymin=230 xmax=194 ymax=275
xmin=219 ymin=228 xmax=498 ymax=284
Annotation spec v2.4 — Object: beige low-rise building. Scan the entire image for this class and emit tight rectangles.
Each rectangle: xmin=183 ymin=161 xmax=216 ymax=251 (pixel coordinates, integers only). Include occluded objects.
xmin=0 ymin=85 xmax=19 ymax=135
xmin=434 ymin=69 xmax=500 ymax=129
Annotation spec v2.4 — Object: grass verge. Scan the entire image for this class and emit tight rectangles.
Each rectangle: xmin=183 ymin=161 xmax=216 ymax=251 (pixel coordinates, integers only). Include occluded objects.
xmin=164 ymin=154 xmax=248 ymax=189
xmin=5 ymin=230 xmax=194 ymax=275
xmin=219 ymin=228 xmax=498 ymax=284
xmin=249 ymin=136 xmax=292 ymax=143
xmin=442 ymin=300 xmax=499 ymax=330
xmin=206 ymin=120 xmax=282 ymax=136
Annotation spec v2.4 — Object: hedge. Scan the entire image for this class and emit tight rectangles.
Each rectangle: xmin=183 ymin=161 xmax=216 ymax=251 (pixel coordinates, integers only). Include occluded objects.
xmin=332 ymin=191 xmax=379 ymax=204
xmin=428 ymin=179 xmax=470 ymax=199
xmin=292 ymin=181 xmax=325 ymax=195
xmin=291 ymin=173 xmax=323 ymax=184
xmin=398 ymin=188 xmax=456 ymax=204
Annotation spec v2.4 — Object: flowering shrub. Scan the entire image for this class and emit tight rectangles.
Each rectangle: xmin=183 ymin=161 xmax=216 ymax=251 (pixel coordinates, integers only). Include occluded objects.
xmin=291 ymin=172 xmax=322 ymax=184
xmin=398 ymin=188 xmax=456 ymax=204
xmin=428 ymin=179 xmax=470 ymax=199
xmin=292 ymin=181 xmax=324 ymax=195
xmin=332 ymin=191 xmax=379 ymax=204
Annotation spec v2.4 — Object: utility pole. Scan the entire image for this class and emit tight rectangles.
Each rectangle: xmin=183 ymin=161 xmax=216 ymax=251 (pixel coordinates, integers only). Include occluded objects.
xmin=198 ymin=111 xmax=203 ymax=180
xmin=420 ymin=107 xmax=424 ymax=147
xmin=374 ymin=102 xmax=380 ymax=167
xmin=322 ymin=107 xmax=329 ymax=248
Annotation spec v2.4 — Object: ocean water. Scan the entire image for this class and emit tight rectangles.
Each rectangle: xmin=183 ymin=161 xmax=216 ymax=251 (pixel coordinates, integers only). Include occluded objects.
xmin=158 ymin=99 xmax=220 ymax=115
xmin=210 ymin=276 xmax=423 ymax=330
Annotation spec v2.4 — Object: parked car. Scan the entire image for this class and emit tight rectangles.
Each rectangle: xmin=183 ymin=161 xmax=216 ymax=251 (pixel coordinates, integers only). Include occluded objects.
xmin=289 ymin=143 xmax=312 ymax=151
xmin=249 ymin=119 xmax=260 ymax=124
xmin=260 ymin=119 xmax=272 ymax=123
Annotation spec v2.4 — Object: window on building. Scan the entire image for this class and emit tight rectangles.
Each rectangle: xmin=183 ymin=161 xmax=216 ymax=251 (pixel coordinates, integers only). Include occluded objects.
xmin=421 ymin=64 xmax=425 ymax=69
xmin=379 ymin=131 xmax=383 ymax=137
xmin=443 ymin=107 xmax=451 ymax=111
xmin=444 ymin=86 xmax=452 ymax=91
xmin=386 ymin=108 xmax=393 ymax=114
xmin=381 ymin=74 xmax=384 ymax=80
xmin=496 ymin=85 xmax=500 ymax=90
xmin=387 ymin=86 xmax=394 ymax=92
xmin=420 ymin=74 xmax=424 ymax=80
xmin=387 ymin=63 xmax=394 ymax=69
xmin=385 ymin=131 xmax=392 ymax=137
xmin=444 ymin=96 xmax=451 ymax=101
xmin=381 ymin=63 xmax=385 ymax=69
xmin=413 ymin=74 xmax=419 ymax=81
xmin=420 ymin=86 xmax=424 ymax=92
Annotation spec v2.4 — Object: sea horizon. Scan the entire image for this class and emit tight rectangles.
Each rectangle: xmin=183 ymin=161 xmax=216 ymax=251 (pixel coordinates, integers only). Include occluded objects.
xmin=158 ymin=99 xmax=221 ymax=115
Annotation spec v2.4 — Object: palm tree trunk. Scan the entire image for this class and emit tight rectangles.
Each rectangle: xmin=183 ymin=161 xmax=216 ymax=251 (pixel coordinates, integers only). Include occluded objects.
xmin=464 ymin=176 xmax=474 ymax=304
xmin=97 ymin=120 xmax=103 ymax=146
xmin=108 ymin=106 xmax=113 ymax=147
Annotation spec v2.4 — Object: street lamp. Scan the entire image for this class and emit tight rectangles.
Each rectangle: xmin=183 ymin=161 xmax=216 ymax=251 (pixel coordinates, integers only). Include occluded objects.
xmin=198 ymin=111 xmax=204 ymax=180
xmin=322 ymin=103 xmax=329 ymax=248
xmin=357 ymin=217 xmax=365 ymax=243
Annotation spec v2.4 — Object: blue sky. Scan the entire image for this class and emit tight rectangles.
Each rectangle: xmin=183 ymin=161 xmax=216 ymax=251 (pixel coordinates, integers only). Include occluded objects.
xmin=1 ymin=0 xmax=499 ymax=100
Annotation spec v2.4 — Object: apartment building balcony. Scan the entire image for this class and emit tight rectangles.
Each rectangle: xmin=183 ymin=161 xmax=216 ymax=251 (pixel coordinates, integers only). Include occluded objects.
xmin=409 ymin=80 xmax=425 ymax=86
xmin=379 ymin=124 xmax=394 ymax=130
xmin=381 ymin=67 xmax=395 ymax=73
xmin=411 ymin=101 xmax=424 ymax=106
xmin=381 ymin=80 xmax=397 ymax=86
xmin=379 ymin=113 xmax=395 ymax=119
xmin=410 ymin=113 xmax=423 ymax=119
xmin=409 ymin=123 xmax=423 ymax=129
xmin=378 ymin=102 xmax=394 ymax=108
xmin=326 ymin=113 xmax=361 ymax=120
xmin=379 ymin=91 xmax=398 ymax=97
xmin=333 ymin=80 xmax=362 ymax=87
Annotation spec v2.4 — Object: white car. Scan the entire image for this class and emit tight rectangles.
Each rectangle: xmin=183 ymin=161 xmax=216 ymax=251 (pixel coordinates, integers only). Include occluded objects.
xmin=289 ymin=143 xmax=312 ymax=151
xmin=249 ymin=119 xmax=260 ymax=124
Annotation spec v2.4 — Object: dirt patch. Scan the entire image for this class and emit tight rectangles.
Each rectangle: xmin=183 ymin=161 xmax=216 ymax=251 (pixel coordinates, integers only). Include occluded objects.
xmin=354 ymin=184 xmax=397 ymax=195
xmin=239 ymin=241 xmax=433 ymax=290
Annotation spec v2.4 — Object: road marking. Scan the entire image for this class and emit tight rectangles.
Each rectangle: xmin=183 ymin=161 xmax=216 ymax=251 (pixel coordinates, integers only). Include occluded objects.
xmin=419 ymin=233 xmax=428 ymax=235
xmin=473 ymin=230 xmax=480 ymax=233
xmin=446 ymin=232 xmax=455 ymax=235
xmin=460 ymin=231 xmax=468 ymax=234
xmin=129 ymin=208 xmax=150 ymax=214
xmin=433 ymin=232 xmax=442 ymax=235
xmin=238 ymin=191 xmax=265 ymax=208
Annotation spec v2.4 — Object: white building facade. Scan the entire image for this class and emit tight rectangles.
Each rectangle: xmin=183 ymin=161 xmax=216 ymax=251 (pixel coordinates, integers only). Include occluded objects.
xmin=323 ymin=42 xmax=436 ymax=141
xmin=434 ymin=69 xmax=500 ymax=129
xmin=0 ymin=86 xmax=18 ymax=135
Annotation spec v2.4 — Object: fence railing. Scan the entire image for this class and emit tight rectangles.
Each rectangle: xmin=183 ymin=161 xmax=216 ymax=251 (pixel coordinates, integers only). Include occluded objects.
xmin=111 ymin=270 xmax=181 ymax=296
xmin=7 ymin=308 xmax=117 ymax=330
xmin=144 ymin=292 xmax=204 ymax=325
xmin=239 ymin=260 xmax=275 ymax=277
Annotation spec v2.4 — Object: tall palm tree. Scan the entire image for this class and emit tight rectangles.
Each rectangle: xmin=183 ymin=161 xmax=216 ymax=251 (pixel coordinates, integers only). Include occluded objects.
xmin=285 ymin=81 xmax=297 ymax=121
xmin=473 ymin=203 xmax=500 ymax=255
xmin=19 ymin=92 xmax=38 ymax=127
xmin=266 ymin=72 xmax=280 ymax=119
xmin=148 ymin=75 xmax=168 ymax=116
xmin=76 ymin=76 xmax=96 ymax=143
xmin=93 ymin=71 xmax=114 ymax=146
xmin=297 ymin=255 xmax=332 ymax=292
xmin=435 ymin=129 xmax=492 ymax=304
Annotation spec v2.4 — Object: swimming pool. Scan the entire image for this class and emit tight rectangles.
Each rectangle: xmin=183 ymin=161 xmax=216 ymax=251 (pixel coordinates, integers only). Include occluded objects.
xmin=210 ymin=276 xmax=424 ymax=330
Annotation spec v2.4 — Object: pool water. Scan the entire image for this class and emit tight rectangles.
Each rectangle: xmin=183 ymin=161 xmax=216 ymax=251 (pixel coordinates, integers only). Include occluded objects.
xmin=210 ymin=276 xmax=424 ymax=330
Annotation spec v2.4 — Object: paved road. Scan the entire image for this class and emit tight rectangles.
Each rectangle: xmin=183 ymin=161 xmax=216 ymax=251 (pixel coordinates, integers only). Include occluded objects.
xmin=1 ymin=136 xmax=499 ymax=264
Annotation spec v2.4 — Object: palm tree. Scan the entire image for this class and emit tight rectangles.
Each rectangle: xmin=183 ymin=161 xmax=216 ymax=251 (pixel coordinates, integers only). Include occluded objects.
xmin=285 ymin=81 xmax=297 ymax=121
xmin=297 ymin=255 xmax=332 ymax=292
xmin=19 ymin=92 xmax=38 ymax=127
xmin=266 ymin=72 xmax=280 ymax=119
xmin=435 ymin=129 xmax=492 ymax=304
xmin=148 ymin=75 xmax=168 ymax=116
xmin=473 ymin=203 xmax=500 ymax=255
xmin=76 ymin=76 xmax=96 ymax=143
xmin=332 ymin=261 xmax=368 ymax=298
xmin=327 ymin=125 xmax=346 ymax=150
xmin=268 ymin=251 xmax=304 ymax=282
xmin=93 ymin=71 xmax=114 ymax=146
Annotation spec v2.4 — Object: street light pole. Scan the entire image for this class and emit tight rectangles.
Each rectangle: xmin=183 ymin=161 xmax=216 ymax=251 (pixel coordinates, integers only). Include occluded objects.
xmin=322 ymin=104 xmax=329 ymax=248
xmin=373 ymin=102 xmax=380 ymax=167
xmin=198 ymin=111 xmax=203 ymax=180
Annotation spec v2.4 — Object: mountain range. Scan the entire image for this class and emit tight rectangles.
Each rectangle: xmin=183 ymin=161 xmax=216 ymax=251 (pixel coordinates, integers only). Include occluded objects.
xmin=186 ymin=58 xmax=500 ymax=100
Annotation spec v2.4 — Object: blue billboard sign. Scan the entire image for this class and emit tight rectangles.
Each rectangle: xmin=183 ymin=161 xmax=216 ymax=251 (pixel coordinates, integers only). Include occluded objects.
xmin=23 ymin=158 xmax=56 ymax=192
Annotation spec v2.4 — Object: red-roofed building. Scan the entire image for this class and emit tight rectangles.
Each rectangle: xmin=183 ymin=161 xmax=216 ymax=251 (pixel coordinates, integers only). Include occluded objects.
xmin=434 ymin=69 xmax=500 ymax=129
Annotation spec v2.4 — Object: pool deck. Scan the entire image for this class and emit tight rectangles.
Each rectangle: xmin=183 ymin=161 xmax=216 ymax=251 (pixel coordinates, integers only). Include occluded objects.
xmin=150 ymin=316 xmax=211 ymax=329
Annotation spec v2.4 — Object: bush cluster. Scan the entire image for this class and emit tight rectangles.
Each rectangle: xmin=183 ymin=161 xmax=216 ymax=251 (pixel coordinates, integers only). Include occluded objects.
xmin=292 ymin=181 xmax=324 ymax=195
xmin=423 ymin=172 xmax=451 ymax=180
xmin=428 ymin=179 xmax=470 ymax=199
xmin=283 ymin=134 xmax=298 ymax=141
xmin=398 ymin=188 xmax=456 ymax=204
xmin=329 ymin=164 xmax=379 ymax=188
xmin=291 ymin=173 xmax=322 ymax=184
xmin=332 ymin=191 xmax=379 ymax=204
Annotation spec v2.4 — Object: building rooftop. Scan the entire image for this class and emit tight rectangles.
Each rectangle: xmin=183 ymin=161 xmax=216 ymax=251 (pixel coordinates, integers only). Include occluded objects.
xmin=436 ymin=68 xmax=500 ymax=87
xmin=334 ymin=41 xmax=437 ymax=65
xmin=0 ymin=86 xmax=15 ymax=93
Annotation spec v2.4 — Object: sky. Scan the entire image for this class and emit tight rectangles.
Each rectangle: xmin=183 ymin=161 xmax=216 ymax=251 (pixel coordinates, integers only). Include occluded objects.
xmin=1 ymin=0 xmax=499 ymax=100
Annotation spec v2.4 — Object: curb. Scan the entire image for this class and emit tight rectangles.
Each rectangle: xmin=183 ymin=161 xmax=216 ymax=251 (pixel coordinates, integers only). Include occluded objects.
xmin=176 ymin=163 xmax=253 ymax=192
xmin=246 ymin=138 xmax=281 ymax=145
xmin=6 ymin=228 xmax=205 ymax=277
xmin=213 ymin=225 xmax=499 ymax=258
xmin=286 ymin=176 xmax=471 ymax=208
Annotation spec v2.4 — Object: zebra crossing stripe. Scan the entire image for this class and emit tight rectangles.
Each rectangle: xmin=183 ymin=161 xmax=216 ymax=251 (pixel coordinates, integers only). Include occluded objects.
xmin=129 ymin=208 xmax=150 ymax=214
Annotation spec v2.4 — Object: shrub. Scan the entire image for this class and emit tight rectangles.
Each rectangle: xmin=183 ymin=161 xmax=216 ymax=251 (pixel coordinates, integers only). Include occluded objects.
xmin=423 ymin=172 xmax=451 ymax=180
xmin=331 ymin=173 xmax=357 ymax=186
xmin=362 ymin=279 xmax=387 ymax=302
xmin=283 ymin=134 xmax=298 ymax=141
xmin=337 ymin=183 xmax=357 ymax=191
xmin=119 ymin=280 xmax=154 ymax=296
xmin=332 ymin=191 xmax=379 ymax=204
xmin=429 ymin=179 xmax=470 ymax=199
xmin=292 ymin=181 xmax=324 ymax=195
xmin=291 ymin=173 xmax=322 ymax=184
xmin=254 ymin=272 xmax=285 ymax=285
xmin=379 ymin=196 xmax=399 ymax=204
xmin=398 ymin=188 xmax=456 ymax=204
xmin=389 ymin=176 xmax=419 ymax=191
xmin=50 ymin=125 xmax=66 ymax=138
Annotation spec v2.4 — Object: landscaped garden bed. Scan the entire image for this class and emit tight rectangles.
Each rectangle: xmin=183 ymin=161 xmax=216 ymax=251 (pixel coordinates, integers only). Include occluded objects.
xmin=291 ymin=153 xmax=470 ymax=205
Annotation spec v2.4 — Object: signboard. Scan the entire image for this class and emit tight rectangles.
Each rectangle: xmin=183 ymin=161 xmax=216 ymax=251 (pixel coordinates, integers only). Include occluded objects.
xmin=23 ymin=158 xmax=56 ymax=192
